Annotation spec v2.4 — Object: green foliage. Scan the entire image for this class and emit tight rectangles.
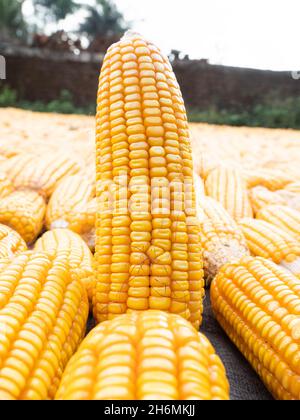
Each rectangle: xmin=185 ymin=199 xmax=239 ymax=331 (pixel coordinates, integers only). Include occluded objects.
xmin=0 ymin=0 xmax=27 ymax=41
xmin=79 ymin=0 xmax=129 ymax=39
xmin=0 ymin=87 xmax=95 ymax=115
xmin=188 ymin=96 xmax=300 ymax=129
xmin=32 ymin=0 xmax=79 ymax=23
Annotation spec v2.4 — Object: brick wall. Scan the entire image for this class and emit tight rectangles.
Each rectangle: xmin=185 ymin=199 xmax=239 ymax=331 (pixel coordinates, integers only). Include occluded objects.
xmin=1 ymin=44 xmax=300 ymax=109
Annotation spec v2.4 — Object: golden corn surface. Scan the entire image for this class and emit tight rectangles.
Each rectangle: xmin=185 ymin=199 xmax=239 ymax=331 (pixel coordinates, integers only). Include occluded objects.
xmin=205 ymin=166 xmax=253 ymax=221
xmin=0 ymin=224 xmax=27 ymax=258
xmin=198 ymin=197 xmax=249 ymax=286
xmin=0 ymin=190 xmax=46 ymax=244
xmin=244 ymin=168 xmax=293 ymax=191
xmin=94 ymin=32 xmax=204 ymax=328
xmin=250 ymin=186 xmax=300 ymax=214
xmin=211 ymin=256 xmax=300 ymax=400
xmin=35 ymin=229 xmax=95 ymax=301
xmin=46 ymin=175 xmax=96 ymax=249
xmin=56 ymin=311 xmax=229 ymax=400
xmin=239 ymin=218 xmax=300 ymax=278
xmin=0 ymin=173 xmax=14 ymax=199
xmin=0 ymin=251 xmax=89 ymax=400
xmin=257 ymin=205 xmax=300 ymax=240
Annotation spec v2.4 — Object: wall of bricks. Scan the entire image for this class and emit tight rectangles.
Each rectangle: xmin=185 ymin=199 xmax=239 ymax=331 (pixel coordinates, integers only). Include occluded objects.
xmin=1 ymin=45 xmax=300 ymax=110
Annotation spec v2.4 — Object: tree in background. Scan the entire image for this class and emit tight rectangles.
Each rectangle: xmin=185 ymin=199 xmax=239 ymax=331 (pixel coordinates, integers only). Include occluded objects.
xmin=79 ymin=0 xmax=129 ymax=51
xmin=0 ymin=0 xmax=27 ymax=42
xmin=32 ymin=0 xmax=79 ymax=23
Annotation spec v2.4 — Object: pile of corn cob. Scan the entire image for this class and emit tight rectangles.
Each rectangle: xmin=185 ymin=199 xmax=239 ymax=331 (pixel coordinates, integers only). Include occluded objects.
xmin=0 ymin=32 xmax=299 ymax=401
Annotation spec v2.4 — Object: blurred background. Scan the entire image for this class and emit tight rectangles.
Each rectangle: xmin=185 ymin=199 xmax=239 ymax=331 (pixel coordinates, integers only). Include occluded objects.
xmin=0 ymin=0 xmax=300 ymax=128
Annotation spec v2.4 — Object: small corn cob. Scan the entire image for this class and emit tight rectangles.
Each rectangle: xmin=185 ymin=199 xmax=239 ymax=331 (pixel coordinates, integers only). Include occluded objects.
xmin=205 ymin=166 xmax=253 ymax=222
xmin=56 ymin=311 xmax=229 ymax=400
xmin=0 ymin=173 xmax=14 ymax=199
xmin=244 ymin=168 xmax=293 ymax=191
xmin=239 ymin=218 xmax=300 ymax=278
xmin=0 ymin=251 xmax=89 ymax=400
xmin=35 ymin=229 xmax=95 ymax=301
xmin=4 ymin=153 xmax=82 ymax=198
xmin=257 ymin=205 xmax=300 ymax=240
xmin=250 ymin=186 xmax=300 ymax=215
xmin=46 ymin=175 xmax=96 ymax=249
xmin=94 ymin=32 xmax=204 ymax=328
xmin=211 ymin=256 xmax=300 ymax=400
xmin=0 ymin=224 xmax=27 ymax=258
xmin=198 ymin=197 xmax=249 ymax=286
xmin=284 ymin=182 xmax=300 ymax=194
xmin=0 ymin=190 xmax=46 ymax=244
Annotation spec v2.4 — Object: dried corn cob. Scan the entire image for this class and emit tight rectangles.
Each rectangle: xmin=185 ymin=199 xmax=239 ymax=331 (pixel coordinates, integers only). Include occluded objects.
xmin=0 ymin=251 xmax=89 ymax=400
xmin=0 ymin=224 xmax=27 ymax=258
xmin=250 ymin=186 xmax=300 ymax=214
xmin=244 ymin=168 xmax=293 ymax=191
xmin=198 ymin=197 xmax=249 ymax=286
xmin=194 ymin=172 xmax=206 ymax=204
xmin=0 ymin=190 xmax=46 ymax=244
xmin=94 ymin=32 xmax=204 ymax=328
xmin=257 ymin=205 xmax=300 ymax=240
xmin=56 ymin=311 xmax=229 ymax=400
xmin=205 ymin=166 xmax=253 ymax=222
xmin=46 ymin=175 xmax=96 ymax=249
xmin=35 ymin=229 xmax=95 ymax=301
xmin=4 ymin=153 xmax=82 ymax=198
xmin=0 ymin=173 xmax=14 ymax=199
xmin=239 ymin=218 xmax=300 ymax=278
xmin=211 ymin=256 xmax=300 ymax=400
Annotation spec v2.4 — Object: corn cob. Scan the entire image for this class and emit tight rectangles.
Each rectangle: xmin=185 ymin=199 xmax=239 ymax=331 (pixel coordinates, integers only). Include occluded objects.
xmin=250 ymin=186 xmax=300 ymax=215
xmin=0 ymin=224 xmax=27 ymax=258
xmin=0 ymin=173 xmax=14 ymax=199
xmin=198 ymin=197 xmax=249 ymax=286
xmin=46 ymin=175 xmax=96 ymax=249
xmin=56 ymin=310 xmax=229 ymax=400
xmin=239 ymin=218 xmax=300 ymax=278
xmin=257 ymin=205 xmax=300 ymax=240
xmin=211 ymin=256 xmax=300 ymax=400
xmin=194 ymin=172 xmax=206 ymax=204
xmin=35 ymin=229 xmax=95 ymax=301
xmin=0 ymin=190 xmax=46 ymax=244
xmin=4 ymin=153 xmax=82 ymax=198
xmin=244 ymin=168 xmax=293 ymax=191
xmin=285 ymin=182 xmax=300 ymax=194
xmin=94 ymin=32 xmax=204 ymax=328
xmin=0 ymin=251 xmax=89 ymax=400
xmin=205 ymin=166 xmax=253 ymax=222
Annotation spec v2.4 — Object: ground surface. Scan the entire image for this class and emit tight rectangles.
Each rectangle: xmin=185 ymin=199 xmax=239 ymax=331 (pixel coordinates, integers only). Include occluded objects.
xmin=2 ymin=108 xmax=298 ymax=401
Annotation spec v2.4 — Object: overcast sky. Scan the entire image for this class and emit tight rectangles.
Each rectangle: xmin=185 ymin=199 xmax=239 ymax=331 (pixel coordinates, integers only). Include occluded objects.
xmin=24 ymin=0 xmax=299 ymax=70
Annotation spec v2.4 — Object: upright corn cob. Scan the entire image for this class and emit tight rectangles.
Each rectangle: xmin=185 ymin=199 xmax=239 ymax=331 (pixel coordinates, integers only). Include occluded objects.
xmin=244 ymin=168 xmax=293 ymax=191
xmin=239 ymin=218 xmax=300 ymax=278
xmin=94 ymin=32 xmax=204 ymax=328
xmin=0 ymin=190 xmax=46 ymax=244
xmin=0 ymin=173 xmax=14 ymax=199
xmin=46 ymin=175 xmax=96 ymax=249
xmin=250 ymin=186 xmax=300 ymax=215
xmin=198 ymin=197 xmax=249 ymax=286
xmin=0 ymin=251 xmax=89 ymax=400
xmin=56 ymin=310 xmax=229 ymax=400
xmin=35 ymin=229 xmax=95 ymax=301
xmin=205 ymin=166 xmax=253 ymax=222
xmin=0 ymin=224 xmax=27 ymax=258
xmin=211 ymin=256 xmax=300 ymax=400
xmin=4 ymin=153 xmax=82 ymax=198
xmin=257 ymin=205 xmax=300 ymax=240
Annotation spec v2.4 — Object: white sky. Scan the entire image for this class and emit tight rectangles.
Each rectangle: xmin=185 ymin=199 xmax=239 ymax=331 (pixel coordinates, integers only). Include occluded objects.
xmin=24 ymin=0 xmax=300 ymax=70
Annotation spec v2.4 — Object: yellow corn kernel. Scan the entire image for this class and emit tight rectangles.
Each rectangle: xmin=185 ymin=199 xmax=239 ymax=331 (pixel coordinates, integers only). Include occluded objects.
xmin=94 ymin=32 xmax=204 ymax=328
xmin=56 ymin=311 xmax=229 ymax=400
xmin=0 ymin=223 xmax=27 ymax=258
xmin=0 ymin=190 xmax=46 ymax=244
xmin=250 ymin=186 xmax=300 ymax=215
xmin=211 ymin=256 xmax=300 ymax=400
xmin=0 ymin=251 xmax=89 ymax=400
xmin=205 ymin=166 xmax=253 ymax=221
xmin=257 ymin=205 xmax=300 ymax=240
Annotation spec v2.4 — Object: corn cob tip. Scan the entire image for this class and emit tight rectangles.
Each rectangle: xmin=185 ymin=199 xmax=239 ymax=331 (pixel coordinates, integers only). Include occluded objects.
xmin=122 ymin=30 xmax=143 ymax=40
